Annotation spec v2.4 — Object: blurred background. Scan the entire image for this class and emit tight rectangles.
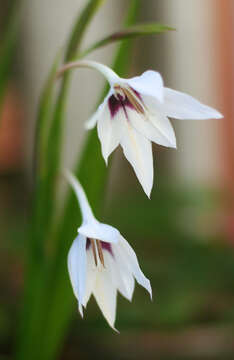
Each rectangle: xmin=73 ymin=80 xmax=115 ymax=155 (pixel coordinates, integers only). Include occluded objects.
xmin=1 ymin=0 xmax=234 ymax=359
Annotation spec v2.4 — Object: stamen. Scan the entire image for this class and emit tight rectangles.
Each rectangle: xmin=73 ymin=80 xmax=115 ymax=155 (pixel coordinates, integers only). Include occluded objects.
xmin=96 ymin=240 xmax=105 ymax=267
xmin=88 ymin=238 xmax=105 ymax=268
xmin=114 ymin=84 xmax=145 ymax=114
xmin=90 ymin=238 xmax=98 ymax=266
xmin=123 ymin=87 xmax=145 ymax=114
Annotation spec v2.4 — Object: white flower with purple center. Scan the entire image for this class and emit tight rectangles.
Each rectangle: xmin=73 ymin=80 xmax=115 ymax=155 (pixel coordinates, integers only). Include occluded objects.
xmin=64 ymin=169 xmax=152 ymax=331
xmin=58 ymin=60 xmax=223 ymax=197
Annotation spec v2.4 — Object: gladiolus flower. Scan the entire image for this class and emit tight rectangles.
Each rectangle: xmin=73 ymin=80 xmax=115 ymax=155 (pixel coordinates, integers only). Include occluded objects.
xmin=64 ymin=170 xmax=152 ymax=330
xmin=58 ymin=61 xmax=223 ymax=197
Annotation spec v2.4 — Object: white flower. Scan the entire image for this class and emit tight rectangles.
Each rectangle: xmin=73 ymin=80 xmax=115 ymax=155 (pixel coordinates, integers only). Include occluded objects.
xmin=64 ymin=169 xmax=152 ymax=331
xmin=58 ymin=60 xmax=223 ymax=197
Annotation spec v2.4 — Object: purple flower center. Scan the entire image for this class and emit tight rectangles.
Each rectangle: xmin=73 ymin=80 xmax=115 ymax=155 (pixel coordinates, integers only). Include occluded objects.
xmin=108 ymin=94 xmax=134 ymax=118
xmin=108 ymin=87 xmax=144 ymax=119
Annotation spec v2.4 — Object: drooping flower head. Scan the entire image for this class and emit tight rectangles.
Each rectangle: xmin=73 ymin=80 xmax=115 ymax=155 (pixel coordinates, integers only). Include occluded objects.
xmin=64 ymin=170 xmax=152 ymax=330
xmin=59 ymin=61 xmax=223 ymax=197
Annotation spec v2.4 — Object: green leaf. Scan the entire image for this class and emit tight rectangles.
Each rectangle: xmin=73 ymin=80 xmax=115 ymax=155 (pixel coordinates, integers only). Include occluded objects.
xmin=65 ymin=0 xmax=107 ymax=61
xmin=0 ymin=0 xmax=20 ymax=121
xmin=81 ymin=22 xmax=175 ymax=57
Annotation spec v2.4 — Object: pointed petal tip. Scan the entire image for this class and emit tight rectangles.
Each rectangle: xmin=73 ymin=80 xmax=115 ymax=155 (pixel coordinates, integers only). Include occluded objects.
xmin=214 ymin=111 xmax=223 ymax=119
xmin=147 ymin=283 xmax=153 ymax=300
xmin=104 ymin=155 xmax=109 ymax=166
xmin=84 ymin=122 xmax=93 ymax=130
xmin=205 ymin=109 xmax=223 ymax=120
xmin=85 ymin=112 xmax=99 ymax=130
xmin=143 ymin=278 xmax=152 ymax=300
xmin=78 ymin=303 xmax=84 ymax=318
xmin=162 ymin=137 xmax=177 ymax=149
xmin=144 ymin=186 xmax=152 ymax=199
xmin=111 ymin=325 xmax=120 ymax=334
xmin=139 ymin=173 xmax=153 ymax=198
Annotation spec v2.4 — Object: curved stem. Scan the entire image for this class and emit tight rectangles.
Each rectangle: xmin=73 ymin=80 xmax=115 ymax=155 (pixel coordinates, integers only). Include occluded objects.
xmin=63 ymin=169 xmax=95 ymax=223
xmin=56 ymin=59 xmax=119 ymax=84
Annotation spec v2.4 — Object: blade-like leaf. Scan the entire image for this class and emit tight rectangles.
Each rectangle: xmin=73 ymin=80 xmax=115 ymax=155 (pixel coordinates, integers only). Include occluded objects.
xmin=81 ymin=22 xmax=175 ymax=57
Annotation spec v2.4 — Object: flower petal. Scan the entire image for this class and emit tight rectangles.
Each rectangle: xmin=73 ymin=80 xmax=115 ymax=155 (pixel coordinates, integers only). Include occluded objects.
xmin=119 ymin=118 xmax=153 ymax=198
xmin=85 ymin=103 xmax=104 ymax=130
xmin=67 ymin=234 xmax=87 ymax=316
xmin=118 ymin=236 xmax=152 ymax=299
xmin=85 ymin=91 xmax=111 ymax=130
xmin=97 ymin=93 xmax=121 ymax=163
xmin=82 ymin=249 xmax=98 ymax=307
xmin=125 ymin=70 xmax=164 ymax=102
xmin=127 ymin=106 xmax=176 ymax=148
xmin=93 ymin=269 xmax=118 ymax=331
xmin=163 ymin=87 xmax=223 ymax=120
xmin=78 ymin=220 xmax=120 ymax=244
xmin=105 ymin=250 xmax=135 ymax=301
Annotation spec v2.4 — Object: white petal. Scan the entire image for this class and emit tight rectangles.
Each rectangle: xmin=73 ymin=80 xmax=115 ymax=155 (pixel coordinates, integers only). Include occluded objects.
xmin=63 ymin=170 xmax=94 ymax=223
xmin=125 ymin=70 xmax=164 ymax=102
xmin=97 ymin=93 xmax=121 ymax=163
xmin=93 ymin=269 xmax=118 ymax=331
xmin=78 ymin=220 xmax=120 ymax=244
xmin=118 ymin=236 xmax=152 ymax=299
xmin=163 ymin=87 xmax=223 ymax=120
xmin=67 ymin=234 xmax=87 ymax=315
xmin=105 ymin=250 xmax=135 ymax=301
xmin=119 ymin=118 xmax=153 ymax=198
xmin=85 ymin=91 xmax=111 ymax=130
xmin=127 ymin=106 xmax=176 ymax=148
xmin=85 ymin=103 xmax=104 ymax=130
xmin=82 ymin=249 xmax=98 ymax=307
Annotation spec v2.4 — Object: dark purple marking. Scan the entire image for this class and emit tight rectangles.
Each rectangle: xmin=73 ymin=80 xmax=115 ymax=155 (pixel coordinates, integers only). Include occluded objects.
xmin=86 ymin=238 xmax=114 ymax=256
xmin=108 ymin=87 xmax=143 ymax=119
xmin=108 ymin=94 xmax=134 ymax=119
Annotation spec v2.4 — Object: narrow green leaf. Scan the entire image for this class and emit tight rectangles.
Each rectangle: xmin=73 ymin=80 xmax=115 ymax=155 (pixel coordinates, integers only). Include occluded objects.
xmin=0 ymin=0 xmax=20 ymax=121
xmin=15 ymin=59 xmax=61 ymax=360
xmin=81 ymin=22 xmax=175 ymax=57
xmin=65 ymin=0 xmax=107 ymax=61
